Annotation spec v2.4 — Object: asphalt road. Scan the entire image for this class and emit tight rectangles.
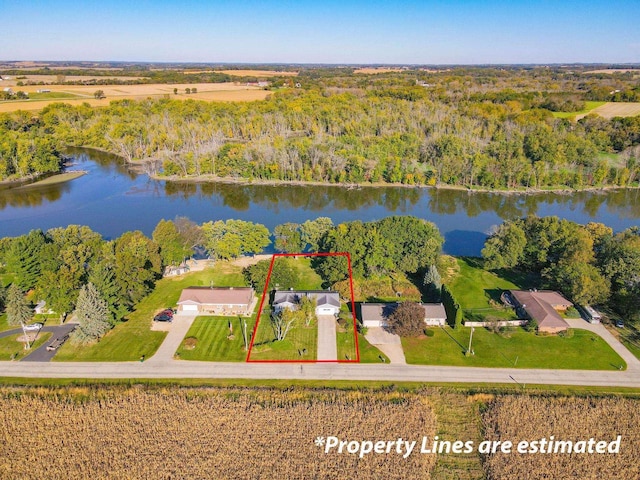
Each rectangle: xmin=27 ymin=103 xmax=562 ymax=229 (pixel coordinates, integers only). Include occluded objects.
xmin=0 ymin=319 xmax=638 ymax=388
xmin=0 ymin=357 xmax=638 ymax=387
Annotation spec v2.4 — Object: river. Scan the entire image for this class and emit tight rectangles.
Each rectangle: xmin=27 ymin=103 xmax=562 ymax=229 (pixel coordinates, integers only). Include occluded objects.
xmin=1 ymin=148 xmax=639 ymax=255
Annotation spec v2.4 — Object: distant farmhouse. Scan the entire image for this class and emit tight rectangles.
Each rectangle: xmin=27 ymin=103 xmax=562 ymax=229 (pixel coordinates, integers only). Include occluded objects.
xmin=177 ymin=287 xmax=255 ymax=316
xmin=272 ymin=290 xmax=341 ymax=316
xmin=360 ymin=302 xmax=447 ymax=328
xmin=510 ymin=290 xmax=573 ymax=334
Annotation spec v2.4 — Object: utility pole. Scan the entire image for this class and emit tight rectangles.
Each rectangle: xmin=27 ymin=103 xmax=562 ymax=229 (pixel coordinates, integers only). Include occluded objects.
xmin=467 ymin=326 xmax=474 ymax=356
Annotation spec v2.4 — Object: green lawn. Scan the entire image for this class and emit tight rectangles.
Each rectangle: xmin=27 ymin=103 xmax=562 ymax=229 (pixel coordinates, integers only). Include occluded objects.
xmin=175 ymin=315 xmax=255 ymax=361
xmin=336 ymin=330 xmax=357 ymax=361
xmin=0 ymin=332 xmax=52 ymax=361
xmin=54 ymin=263 xmax=247 ymax=361
xmin=552 ymin=101 xmax=606 ymax=119
xmin=249 ymin=308 xmax=318 ymax=361
xmin=357 ymin=333 xmax=390 ymax=363
xmin=402 ymin=326 xmax=626 ymax=370
xmin=448 ymin=257 xmax=528 ymax=321
xmin=286 ymin=257 xmax=324 ymax=290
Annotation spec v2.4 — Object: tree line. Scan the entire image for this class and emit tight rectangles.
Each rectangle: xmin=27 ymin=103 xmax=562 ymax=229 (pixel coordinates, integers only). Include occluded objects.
xmin=2 ymin=77 xmax=639 ymax=188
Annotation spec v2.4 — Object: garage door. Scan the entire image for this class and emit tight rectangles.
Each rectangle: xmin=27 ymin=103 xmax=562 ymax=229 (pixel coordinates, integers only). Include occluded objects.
xmin=363 ymin=320 xmax=382 ymax=328
xmin=317 ymin=307 xmax=335 ymax=315
xmin=182 ymin=304 xmax=198 ymax=312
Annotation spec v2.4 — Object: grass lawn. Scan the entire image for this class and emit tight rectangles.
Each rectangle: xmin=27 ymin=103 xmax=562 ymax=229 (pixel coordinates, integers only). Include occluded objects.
xmin=448 ymin=257 xmax=531 ymax=321
xmin=402 ymin=326 xmax=626 ymax=370
xmin=175 ymin=315 xmax=255 ymax=361
xmin=54 ymin=263 xmax=247 ymax=361
xmin=336 ymin=329 xmax=357 ymax=361
xmin=0 ymin=332 xmax=52 ymax=361
xmin=552 ymin=101 xmax=606 ymax=119
xmin=285 ymin=257 xmax=324 ymax=290
xmin=357 ymin=333 xmax=390 ymax=363
xmin=249 ymin=309 xmax=318 ymax=361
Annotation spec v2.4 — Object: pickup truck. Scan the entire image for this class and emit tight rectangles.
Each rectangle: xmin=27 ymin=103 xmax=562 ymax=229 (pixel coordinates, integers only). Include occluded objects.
xmin=46 ymin=334 xmax=70 ymax=351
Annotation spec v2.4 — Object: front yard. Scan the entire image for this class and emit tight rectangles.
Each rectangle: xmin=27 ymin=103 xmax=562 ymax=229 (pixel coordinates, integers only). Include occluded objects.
xmin=54 ymin=262 xmax=248 ymax=361
xmin=0 ymin=332 xmax=52 ymax=361
xmin=175 ymin=315 xmax=256 ymax=361
xmin=402 ymin=325 xmax=626 ymax=370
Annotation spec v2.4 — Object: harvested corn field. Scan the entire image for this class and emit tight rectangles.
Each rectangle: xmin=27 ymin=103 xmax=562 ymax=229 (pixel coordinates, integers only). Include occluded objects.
xmin=481 ymin=395 xmax=640 ymax=480
xmin=0 ymin=386 xmax=436 ymax=480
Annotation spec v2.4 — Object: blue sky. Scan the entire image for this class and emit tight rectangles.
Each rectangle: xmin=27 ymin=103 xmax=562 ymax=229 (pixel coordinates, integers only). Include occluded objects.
xmin=2 ymin=0 xmax=639 ymax=64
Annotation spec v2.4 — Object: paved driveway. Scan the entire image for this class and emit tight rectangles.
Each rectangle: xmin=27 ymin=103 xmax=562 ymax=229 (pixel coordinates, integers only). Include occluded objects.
xmin=316 ymin=315 xmax=337 ymax=361
xmin=365 ymin=327 xmax=406 ymax=364
xmin=146 ymin=313 xmax=197 ymax=362
xmin=21 ymin=323 xmax=78 ymax=362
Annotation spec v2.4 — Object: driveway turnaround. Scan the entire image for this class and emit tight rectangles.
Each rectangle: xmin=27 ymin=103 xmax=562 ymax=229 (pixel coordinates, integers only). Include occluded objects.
xmin=316 ymin=315 xmax=337 ymax=361
xmin=365 ymin=327 xmax=406 ymax=365
xmin=0 ymin=323 xmax=78 ymax=363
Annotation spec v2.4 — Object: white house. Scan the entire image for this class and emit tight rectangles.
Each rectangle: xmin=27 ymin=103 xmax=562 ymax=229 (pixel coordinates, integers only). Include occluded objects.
xmin=272 ymin=290 xmax=341 ymax=316
xmin=360 ymin=302 xmax=447 ymax=328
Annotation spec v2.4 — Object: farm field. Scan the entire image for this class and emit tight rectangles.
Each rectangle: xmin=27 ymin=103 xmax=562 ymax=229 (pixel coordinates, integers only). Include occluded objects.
xmin=219 ymin=69 xmax=298 ymax=77
xmin=354 ymin=67 xmax=406 ymax=74
xmin=552 ymin=101 xmax=606 ymax=119
xmin=401 ymin=325 xmax=626 ymax=369
xmin=0 ymin=386 xmax=438 ymax=479
xmin=575 ymin=101 xmax=640 ymax=119
xmin=482 ymin=395 xmax=640 ymax=480
xmin=0 ymin=82 xmax=269 ymax=112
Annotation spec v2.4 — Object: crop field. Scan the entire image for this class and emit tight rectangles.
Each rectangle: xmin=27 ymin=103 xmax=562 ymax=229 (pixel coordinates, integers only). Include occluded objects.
xmin=0 ymin=386 xmax=437 ymax=479
xmin=482 ymin=395 xmax=640 ymax=479
xmin=576 ymin=102 xmax=640 ymax=120
xmin=0 ymin=82 xmax=269 ymax=112
xmin=354 ymin=67 xmax=407 ymax=74
xmin=219 ymin=69 xmax=298 ymax=77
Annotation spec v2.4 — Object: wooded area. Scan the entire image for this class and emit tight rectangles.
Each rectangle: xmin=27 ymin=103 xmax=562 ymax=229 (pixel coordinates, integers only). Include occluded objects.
xmin=1 ymin=66 xmax=639 ymax=188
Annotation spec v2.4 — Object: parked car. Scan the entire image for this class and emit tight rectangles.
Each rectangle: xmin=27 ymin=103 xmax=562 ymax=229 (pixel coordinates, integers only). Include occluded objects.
xmin=23 ymin=322 xmax=44 ymax=332
xmin=46 ymin=334 xmax=70 ymax=351
xmin=159 ymin=309 xmax=175 ymax=318
xmin=153 ymin=312 xmax=173 ymax=322
xmin=615 ymin=319 xmax=625 ymax=328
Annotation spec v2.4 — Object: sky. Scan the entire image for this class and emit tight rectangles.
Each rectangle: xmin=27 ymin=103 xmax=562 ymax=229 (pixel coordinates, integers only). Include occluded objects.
xmin=2 ymin=0 xmax=639 ymax=64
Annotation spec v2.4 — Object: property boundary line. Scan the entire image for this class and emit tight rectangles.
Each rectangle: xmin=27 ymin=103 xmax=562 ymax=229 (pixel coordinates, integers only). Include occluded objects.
xmin=246 ymin=252 xmax=360 ymax=363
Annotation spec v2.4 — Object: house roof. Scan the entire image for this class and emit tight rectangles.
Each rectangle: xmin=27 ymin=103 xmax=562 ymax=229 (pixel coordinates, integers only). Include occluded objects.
xmin=510 ymin=290 xmax=571 ymax=329
xmin=177 ymin=287 xmax=254 ymax=306
xmin=360 ymin=303 xmax=447 ymax=321
xmin=273 ymin=290 xmax=340 ymax=308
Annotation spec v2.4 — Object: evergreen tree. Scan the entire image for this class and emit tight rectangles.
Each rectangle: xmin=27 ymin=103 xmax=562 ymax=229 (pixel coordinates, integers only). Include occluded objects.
xmin=423 ymin=265 xmax=442 ymax=302
xmin=73 ymin=283 xmax=111 ymax=343
xmin=6 ymin=284 xmax=32 ymax=326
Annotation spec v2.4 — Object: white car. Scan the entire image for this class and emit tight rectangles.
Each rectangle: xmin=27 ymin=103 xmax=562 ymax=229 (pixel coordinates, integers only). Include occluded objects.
xmin=23 ymin=323 xmax=43 ymax=332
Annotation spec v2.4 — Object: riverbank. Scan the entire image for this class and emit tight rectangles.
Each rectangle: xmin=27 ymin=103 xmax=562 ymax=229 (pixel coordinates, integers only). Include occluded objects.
xmin=151 ymin=172 xmax=638 ymax=196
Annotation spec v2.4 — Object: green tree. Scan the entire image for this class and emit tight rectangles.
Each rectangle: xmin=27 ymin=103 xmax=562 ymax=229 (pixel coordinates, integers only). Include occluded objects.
xmin=152 ymin=219 xmax=193 ymax=266
xmin=423 ymin=265 xmax=442 ymax=302
xmin=387 ymin=302 xmax=425 ymax=337
xmin=300 ymin=217 xmax=333 ymax=252
xmin=202 ymin=220 xmax=270 ymax=260
xmin=93 ymin=90 xmax=105 ymax=100
xmin=113 ymin=231 xmax=162 ymax=307
xmin=270 ymin=308 xmax=299 ymax=341
xmin=73 ymin=283 xmax=111 ymax=344
xmin=274 ymin=223 xmax=303 ymax=253
xmin=482 ymin=221 xmax=527 ymax=270
xmin=244 ymin=258 xmax=300 ymax=293
xmin=547 ymin=262 xmax=610 ymax=305
xmin=4 ymin=230 xmax=47 ymax=291
xmin=6 ymin=284 xmax=32 ymax=327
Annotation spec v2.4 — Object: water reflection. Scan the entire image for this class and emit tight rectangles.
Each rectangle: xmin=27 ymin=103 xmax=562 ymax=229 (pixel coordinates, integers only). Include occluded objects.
xmin=0 ymin=147 xmax=639 ymax=256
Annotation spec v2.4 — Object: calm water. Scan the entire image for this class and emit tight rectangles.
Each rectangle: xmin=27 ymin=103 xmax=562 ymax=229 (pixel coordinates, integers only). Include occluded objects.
xmin=1 ymin=148 xmax=640 ymax=256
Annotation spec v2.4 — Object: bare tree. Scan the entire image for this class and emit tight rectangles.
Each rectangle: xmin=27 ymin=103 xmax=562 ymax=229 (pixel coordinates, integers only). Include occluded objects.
xmin=271 ymin=309 xmax=299 ymax=341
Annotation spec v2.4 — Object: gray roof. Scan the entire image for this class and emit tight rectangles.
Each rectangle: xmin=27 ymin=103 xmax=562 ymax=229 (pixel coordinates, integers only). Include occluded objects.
xmin=360 ymin=302 xmax=447 ymax=321
xmin=273 ymin=290 xmax=340 ymax=308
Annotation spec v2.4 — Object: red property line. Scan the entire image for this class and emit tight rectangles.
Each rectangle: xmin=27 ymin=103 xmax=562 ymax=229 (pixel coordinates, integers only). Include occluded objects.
xmin=246 ymin=252 xmax=360 ymax=363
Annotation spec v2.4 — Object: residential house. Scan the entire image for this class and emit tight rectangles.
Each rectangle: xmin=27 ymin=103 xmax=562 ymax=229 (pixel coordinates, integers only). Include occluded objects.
xmin=510 ymin=290 xmax=573 ymax=333
xmin=177 ymin=287 xmax=255 ymax=316
xmin=360 ymin=302 xmax=447 ymax=328
xmin=272 ymin=290 xmax=341 ymax=316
